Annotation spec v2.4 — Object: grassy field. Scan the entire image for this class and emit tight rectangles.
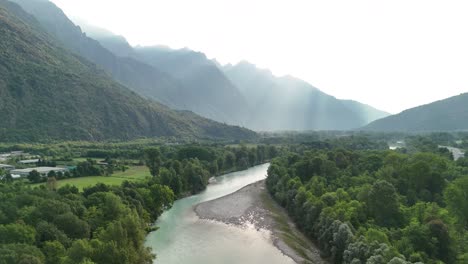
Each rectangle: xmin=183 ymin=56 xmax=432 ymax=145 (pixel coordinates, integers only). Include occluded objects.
xmin=32 ymin=166 xmax=151 ymax=190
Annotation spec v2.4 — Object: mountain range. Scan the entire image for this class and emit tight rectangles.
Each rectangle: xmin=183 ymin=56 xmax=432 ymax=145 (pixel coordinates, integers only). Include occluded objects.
xmin=58 ymin=15 xmax=468 ymax=134
xmin=10 ymin=0 xmax=389 ymax=131
xmin=0 ymin=0 xmax=255 ymax=142
xmin=10 ymin=0 xmax=250 ymax=126
xmin=5 ymin=0 xmax=463 ymax=137
xmin=89 ymin=30 xmax=390 ymax=131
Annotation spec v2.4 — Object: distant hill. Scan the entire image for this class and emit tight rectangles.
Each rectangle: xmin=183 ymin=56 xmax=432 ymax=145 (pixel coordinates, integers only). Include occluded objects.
xmin=223 ymin=62 xmax=390 ymax=131
xmin=0 ymin=0 xmax=256 ymax=142
xmin=362 ymin=93 xmax=468 ymax=132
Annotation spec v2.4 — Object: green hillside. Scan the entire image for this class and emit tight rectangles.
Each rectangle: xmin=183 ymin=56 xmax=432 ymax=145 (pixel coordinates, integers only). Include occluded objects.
xmin=0 ymin=0 xmax=256 ymax=142
xmin=363 ymin=93 xmax=468 ymax=132
xmin=10 ymin=0 xmax=188 ymax=108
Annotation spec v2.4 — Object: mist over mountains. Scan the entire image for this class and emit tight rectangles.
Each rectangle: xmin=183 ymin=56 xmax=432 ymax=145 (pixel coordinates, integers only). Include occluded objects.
xmin=79 ymin=16 xmax=389 ymax=131
xmin=222 ymin=62 xmax=390 ymax=130
xmin=8 ymin=0 xmax=464 ymax=137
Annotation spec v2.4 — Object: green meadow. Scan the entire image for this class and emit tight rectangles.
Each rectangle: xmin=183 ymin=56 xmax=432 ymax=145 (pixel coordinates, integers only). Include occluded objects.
xmin=32 ymin=166 xmax=150 ymax=190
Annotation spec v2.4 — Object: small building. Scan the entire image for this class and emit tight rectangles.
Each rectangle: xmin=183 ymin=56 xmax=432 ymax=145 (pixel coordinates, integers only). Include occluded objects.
xmin=0 ymin=164 xmax=15 ymax=171
xmin=10 ymin=167 xmax=68 ymax=178
xmin=18 ymin=159 xmax=40 ymax=165
xmin=0 ymin=174 xmax=22 ymax=180
xmin=0 ymin=174 xmax=20 ymax=180
xmin=11 ymin=174 xmax=21 ymax=179
xmin=0 ymin=154 xmax=10 ymax=162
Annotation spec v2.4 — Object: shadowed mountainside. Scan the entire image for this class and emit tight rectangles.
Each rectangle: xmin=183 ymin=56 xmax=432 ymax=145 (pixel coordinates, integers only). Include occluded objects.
xmin=11 ymin=0 xmax=250 ymax=125
xmin=0 ymin=0 xmax=256 ymax=142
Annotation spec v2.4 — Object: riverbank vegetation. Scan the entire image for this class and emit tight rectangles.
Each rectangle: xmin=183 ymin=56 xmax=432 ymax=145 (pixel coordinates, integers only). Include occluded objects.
xmin=0 ymin=142 xmax=279 ymax=263
xmin=266 ymin=137 xmax=468 ymax=264
xmin=0 ymin=133 xmax=466 ymax=263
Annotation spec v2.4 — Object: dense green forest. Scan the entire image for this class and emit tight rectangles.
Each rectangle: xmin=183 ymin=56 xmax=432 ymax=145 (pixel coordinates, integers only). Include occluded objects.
xmin=0 ymin=142 xmax=278 ymax=263
xmin=266 ymin=140 xmax=468 ymax=263
xmin=0 ymin=133 xmax=466 ymax=263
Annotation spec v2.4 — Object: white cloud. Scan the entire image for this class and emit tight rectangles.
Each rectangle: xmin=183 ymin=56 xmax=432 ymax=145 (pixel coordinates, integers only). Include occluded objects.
xmin=51 ymin=0 xmax=468 ymax=113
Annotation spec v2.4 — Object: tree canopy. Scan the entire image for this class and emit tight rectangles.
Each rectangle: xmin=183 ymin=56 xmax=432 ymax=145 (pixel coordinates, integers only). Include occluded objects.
xmin=267 ymin=141 xmax=468 ymax=264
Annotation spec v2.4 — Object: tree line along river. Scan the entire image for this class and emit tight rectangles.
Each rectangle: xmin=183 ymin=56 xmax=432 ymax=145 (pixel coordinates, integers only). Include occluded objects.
xmin=145 ymin=163 xmax=296 ymax=264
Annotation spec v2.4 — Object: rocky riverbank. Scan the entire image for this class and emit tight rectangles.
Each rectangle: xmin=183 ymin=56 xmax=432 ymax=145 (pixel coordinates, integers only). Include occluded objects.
xmin=195 ymin=180 xmax=328 ymax=264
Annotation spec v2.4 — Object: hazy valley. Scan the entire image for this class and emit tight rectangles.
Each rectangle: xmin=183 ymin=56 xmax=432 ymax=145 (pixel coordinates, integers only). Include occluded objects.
xmin=0 ymin=0 xmax=467 ymax=264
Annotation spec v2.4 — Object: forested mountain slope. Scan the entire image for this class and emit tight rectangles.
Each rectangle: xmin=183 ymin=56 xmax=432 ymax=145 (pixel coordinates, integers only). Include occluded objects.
xmin=363 ymin=93 xmax=468 ymax=132
xmin=10 ymin=0 xmax=188 ymax=108
xmin=0 ymin=0 xmax=255 ymax=141
xmin=12 ymin=0 xmax=250 ymax=125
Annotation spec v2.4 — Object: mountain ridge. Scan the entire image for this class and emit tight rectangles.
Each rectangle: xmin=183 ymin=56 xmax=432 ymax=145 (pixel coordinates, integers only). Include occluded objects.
xmin=77 ymin=18 xmax=390 ymax=131
xmin=9 ymin=0 xmax=195 ymax=110
xmin=362 ymin=93 xmax=468 ymax=132
xmin=131 ymin=46 xmax=250 ymax=125
xmin=13 ymin=0 xmax=390 ymax=132
xmin=58 ymin=13 xmax=250 ymax=125
xmin=0 ymin=0 xmax=256 ymax=142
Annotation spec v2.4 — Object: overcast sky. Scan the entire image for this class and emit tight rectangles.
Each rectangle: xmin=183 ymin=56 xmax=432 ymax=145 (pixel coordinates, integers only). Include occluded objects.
xmin=50 ymin=0 xmax=468 ymax=114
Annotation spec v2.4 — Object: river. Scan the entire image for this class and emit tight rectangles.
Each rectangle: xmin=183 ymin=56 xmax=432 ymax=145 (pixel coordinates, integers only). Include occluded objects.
xmin=439 ymin=145 xmax=465 ymax=161
xmin=145 ymin=163 xmax=296 ymax=264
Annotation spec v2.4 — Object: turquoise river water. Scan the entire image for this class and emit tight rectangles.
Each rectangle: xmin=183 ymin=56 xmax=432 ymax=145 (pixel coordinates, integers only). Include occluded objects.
xmin=145 ymin=163 xmax=295 ymax=264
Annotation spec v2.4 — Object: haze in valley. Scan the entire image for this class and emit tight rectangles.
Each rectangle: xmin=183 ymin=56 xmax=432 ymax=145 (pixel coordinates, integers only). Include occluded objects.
xmin=51 ymin=0 xmax=468 ymax=114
